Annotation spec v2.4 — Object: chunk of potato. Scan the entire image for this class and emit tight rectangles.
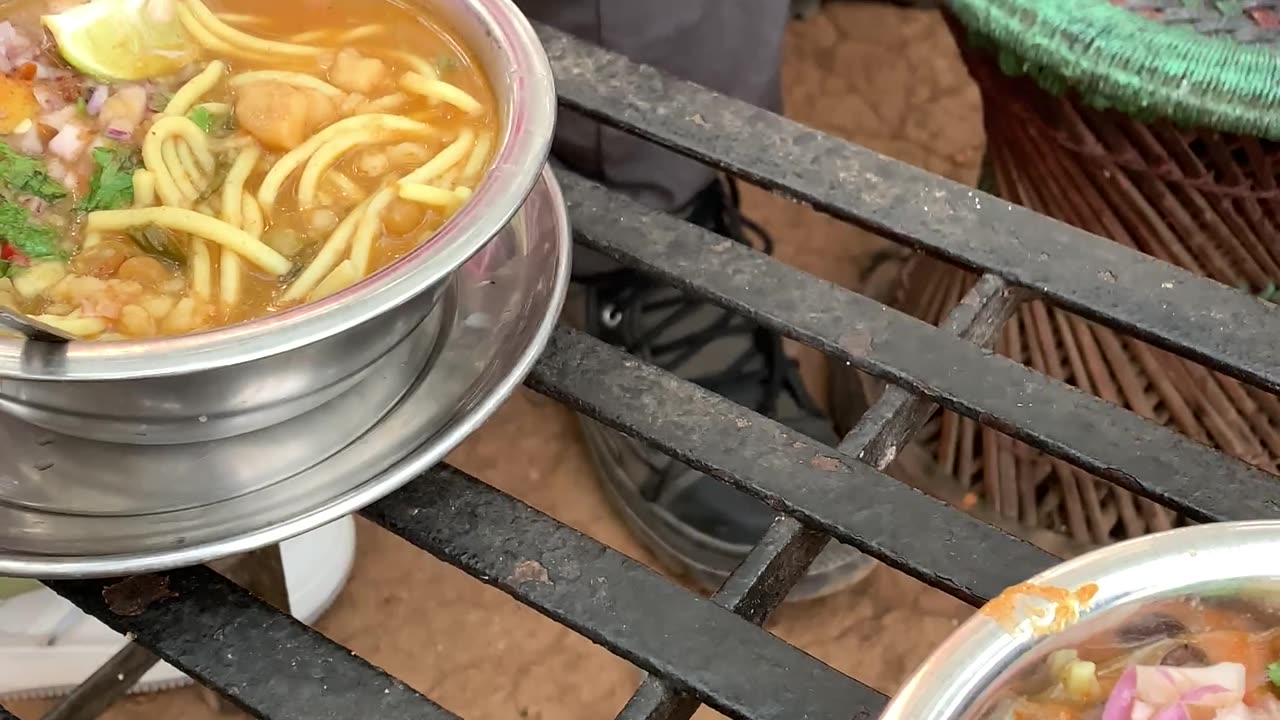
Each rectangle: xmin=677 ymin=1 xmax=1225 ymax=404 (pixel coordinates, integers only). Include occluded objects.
xmin=328 ymin=49 xmax=388 ymax=95
xmin=234 ymin=82 xmax=338 ymax=151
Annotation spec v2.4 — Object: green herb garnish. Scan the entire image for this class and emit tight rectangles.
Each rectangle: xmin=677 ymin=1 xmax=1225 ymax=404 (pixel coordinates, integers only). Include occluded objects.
xmin=1269 ymin=661 xmax=1280 ymax=689
xmin=75 ymin=97 xmax=88 ymax=116
xmin=78 ymin=146 xmax=137 ymax=213
xmin=127 ymin=225 xmax=185 ymax=264
xmin=1261 ymin=282 xmax=1279 ymax=303
xmin=188 ymin=106 xmax=213 ymax=133
xmin=0 ymin=199 xmax=61 ymax=260
xmin=0 ymin=143 xmax=67 ymax=203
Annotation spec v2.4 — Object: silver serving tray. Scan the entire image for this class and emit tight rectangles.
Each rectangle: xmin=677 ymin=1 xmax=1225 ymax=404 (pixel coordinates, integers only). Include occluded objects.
xmin=0 ymin=168 xmax=570 ymax=578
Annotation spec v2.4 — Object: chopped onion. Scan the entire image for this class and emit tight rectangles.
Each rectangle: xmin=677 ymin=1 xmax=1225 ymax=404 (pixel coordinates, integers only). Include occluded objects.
xmin=1101 ymin=667 xmax=1136 ymax=720
xmin=103 ymin=124 xmax=133 ymax=141
xmin=86 ymin=85 xmax=109 ymax=115
xmin=40 ymin=105 xmax=76 ymax=130
xmin=14 ymin=125 xmax=42 ymax=155
xmin=47 ymin=124 xmax=86 ymax=161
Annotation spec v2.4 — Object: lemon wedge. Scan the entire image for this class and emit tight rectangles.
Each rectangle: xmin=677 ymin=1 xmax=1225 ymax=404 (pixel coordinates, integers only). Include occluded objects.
xmin=43 ymin=0 xmax=199 ymax=81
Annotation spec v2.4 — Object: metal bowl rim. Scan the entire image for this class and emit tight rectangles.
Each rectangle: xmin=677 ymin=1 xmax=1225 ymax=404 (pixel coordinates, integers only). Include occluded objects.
xmin=0 ymin=0 xmax=556 ymax=380
xmin=881 ymin=520 xmax=1280 ymax=719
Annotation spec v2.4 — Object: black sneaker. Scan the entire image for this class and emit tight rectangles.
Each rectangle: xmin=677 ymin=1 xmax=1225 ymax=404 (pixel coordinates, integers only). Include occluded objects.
xmin=570 ymin=179 xmax=875 ymax=600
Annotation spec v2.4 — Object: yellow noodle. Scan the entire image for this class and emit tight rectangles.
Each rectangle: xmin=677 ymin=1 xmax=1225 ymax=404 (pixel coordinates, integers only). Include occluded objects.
xmin=162 ymin=140 xmax=200 ymax=202
xmin=359 ymin=93 xmax=409 ymax=114
xmin=217 ymin=147 xmax=262 ymax=309
xmin=257 ymin=114 xmax=438 ymax=210
xmin=339 ymin=24 xmax=384 ymax=42
xmin=454 ymin=186 xmax=473 ymax=201
xmin=402 ymin=128 xmax=475 ymax=185
xmin=288 ymin=29 xmax=327 ymax=43
xmin=347 ymin=186 xmax=397 ymax=273
xmin=145 ymin=116 xmax=216 ymax=173
xmin=325 ymin=169 xmax=364 ymax=199
xmin=282 ymin=197 xmax=372 ymax=302
xmin=241 ymin=193 xmax=264 ymax=236
xmin=182 ymin=0 xmax=325 ymax=57
xmin=177 ymin=3 xmax=275 ymax=63
xmin=190 ymin=238 xmax=213 ymax=301
xmin=220 ymin=146 xmax=261 ymax=229
xmin=397 ymin=183 xmax=467 ymax=208
xmin=308 ymin=259 xmax=360 ymax=302
xmin=196 ymin=101 xmax=232 ymax=114
xmin=298 ymin=127 xmax=432 ymax=205
xmin=229 ymin=71 xmax=343 ymax=98
xmin=435 ymin=166 xmax=460 ymax=189
xmin=211 ymin=134 xmax=256 ymax=151
xmin=82 ymin=231 xmax=103 ymax=249
xmin=216 ymin=12 xmax=264 ymax=24
xmin=461 ymin=131 xmax=493 ymax=182
xmin=132 ymin=170 xmax=156 ymax=208
xmin=165 ymin=60 xmax=226 ymax=116
xmin=399 ymin=72 xmax=483 ymax=116
xmin=87 ymin=208 xmax=291 ymax=276
xmin=175 ymin=142 xmax=207 ymax=187
xmin=142 ymin=117 xmax=216 ymax=207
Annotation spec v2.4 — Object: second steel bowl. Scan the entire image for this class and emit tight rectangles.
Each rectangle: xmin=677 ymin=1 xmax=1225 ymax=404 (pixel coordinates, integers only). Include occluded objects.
xmin=880 ymin=521 xmax=1280 ymax=719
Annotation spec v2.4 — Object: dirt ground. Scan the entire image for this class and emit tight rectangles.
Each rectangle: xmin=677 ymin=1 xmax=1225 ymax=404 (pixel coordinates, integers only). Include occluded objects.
xmin=11 ymin=2 xmax=988 ymax=717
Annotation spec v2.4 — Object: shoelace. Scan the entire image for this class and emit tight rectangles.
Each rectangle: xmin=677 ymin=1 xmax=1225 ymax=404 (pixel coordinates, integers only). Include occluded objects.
xmin=573 ymin=178 xmax=823 ymax=420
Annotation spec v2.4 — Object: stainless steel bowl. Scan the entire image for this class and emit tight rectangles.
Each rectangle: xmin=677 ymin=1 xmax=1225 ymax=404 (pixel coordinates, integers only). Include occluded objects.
xmin=881 ymin=521 xmax=1280 ymax=719
xmin=0 ymin=0 xmax=556 ymax=444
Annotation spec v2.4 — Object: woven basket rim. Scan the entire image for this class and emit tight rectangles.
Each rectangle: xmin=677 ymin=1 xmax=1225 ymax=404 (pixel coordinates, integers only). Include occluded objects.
xmin=949 ymin=0 xmax=1280 ymax=139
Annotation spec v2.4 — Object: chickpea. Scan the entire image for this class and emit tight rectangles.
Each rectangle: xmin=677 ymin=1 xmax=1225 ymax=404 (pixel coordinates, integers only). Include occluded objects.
xmin=116 ymin=256 xmax=170 ymax=286
xmin=383 ymin=199 xmax=426 ymax=236
xmin=356 ymin=150 xmax=389 ymax=176
xmin=307 ymin=208 xmax=339 ymax=235
xmin=119 ymin=304 xmax=156 ymax=336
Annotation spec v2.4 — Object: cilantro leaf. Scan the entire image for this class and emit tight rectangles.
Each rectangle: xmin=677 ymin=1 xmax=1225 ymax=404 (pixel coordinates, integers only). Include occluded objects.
xmin=1270 ymin=661 xmax=1280 ymax=689
xmin=0 ymin=199 xmax=61 ymax=260
xmin=78 ymin=146 xmax=137 ymax=213
xmin=0 ymin=142 xmax=67 ymax=203
xmin=188 ymin=106 xmax=213 ymax=133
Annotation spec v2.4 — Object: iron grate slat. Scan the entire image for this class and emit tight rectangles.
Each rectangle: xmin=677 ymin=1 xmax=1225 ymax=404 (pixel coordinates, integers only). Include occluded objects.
xmin=615 ymin=273 xmax=1024 ymax=720
xmin=528 ymin=326 xmax=1056 ymax=606
xmin=559 ymin=172 xmax=1280 ymax=524
xmin=536 ymin=22 xmax=1280 ymax=398
xmin=360 ymin=465 xmax=887 ymax=720
xmin=46 ymin=569 xmax=459 ymax=720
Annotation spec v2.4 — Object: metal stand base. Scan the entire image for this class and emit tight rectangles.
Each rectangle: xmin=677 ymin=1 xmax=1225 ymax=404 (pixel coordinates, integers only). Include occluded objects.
xmin=41 ymin=545 xmax=290 ymax=720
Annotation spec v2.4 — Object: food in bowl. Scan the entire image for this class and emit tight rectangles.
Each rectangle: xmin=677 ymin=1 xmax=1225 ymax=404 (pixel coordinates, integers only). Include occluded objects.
xmin=993 ymin=597 xmax=1280 ymax=719
xmin=0 ymin=0 xmax=496 ymax=340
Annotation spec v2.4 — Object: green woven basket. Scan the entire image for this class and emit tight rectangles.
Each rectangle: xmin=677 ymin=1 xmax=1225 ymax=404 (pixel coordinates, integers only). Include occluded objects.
xmin=876 ymin=0 xmax=1280 ymax=547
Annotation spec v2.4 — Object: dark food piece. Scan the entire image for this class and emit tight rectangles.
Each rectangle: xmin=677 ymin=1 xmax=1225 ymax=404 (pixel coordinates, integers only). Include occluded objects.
xmin=1158 ymin=643 xmax=1209 ymax=667
xmin=1116 ymin=613 xmax=1188 ymax=645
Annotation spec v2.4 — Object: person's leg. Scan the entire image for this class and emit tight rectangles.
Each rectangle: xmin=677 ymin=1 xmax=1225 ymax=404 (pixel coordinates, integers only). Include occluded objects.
xmin=521 ymin=0 xmax=873 ymax=598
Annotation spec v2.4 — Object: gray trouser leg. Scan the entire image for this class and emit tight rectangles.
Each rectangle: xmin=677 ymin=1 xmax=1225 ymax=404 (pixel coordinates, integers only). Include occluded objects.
xmin=516 ymin=0 xmax=789 ymax=213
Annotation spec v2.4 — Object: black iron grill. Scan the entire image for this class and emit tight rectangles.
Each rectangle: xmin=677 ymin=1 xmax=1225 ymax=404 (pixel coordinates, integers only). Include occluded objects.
xmin=22 ymin=22 xmax=1280 ymax=720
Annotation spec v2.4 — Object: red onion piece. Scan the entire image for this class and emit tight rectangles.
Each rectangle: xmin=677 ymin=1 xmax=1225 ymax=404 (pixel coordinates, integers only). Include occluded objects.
xmin=103 ymin=125 xmax=132 ymax=141
xmin=86 ymin=85 xmax=109 ymax=115
xmin=1102 ymin=667 xmax=1138 ymax=720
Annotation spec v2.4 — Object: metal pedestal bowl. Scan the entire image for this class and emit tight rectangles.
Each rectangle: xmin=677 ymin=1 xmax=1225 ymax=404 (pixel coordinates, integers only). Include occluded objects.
xmin=0 ymin=0 xmax=555 ymax=445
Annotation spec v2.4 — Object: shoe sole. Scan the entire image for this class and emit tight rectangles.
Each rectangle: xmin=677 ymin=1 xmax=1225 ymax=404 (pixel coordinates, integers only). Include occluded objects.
xmin=0 ymin=515 xmax=356 ymax=702
xmin=578 ymin=418 xmax=875 ymax=601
